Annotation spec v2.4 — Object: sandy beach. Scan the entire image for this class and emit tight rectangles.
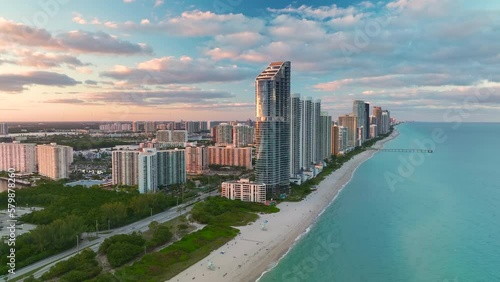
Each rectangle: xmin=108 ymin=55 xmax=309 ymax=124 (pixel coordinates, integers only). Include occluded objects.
xmin=171 ymin=130 xmax=399 ymax=282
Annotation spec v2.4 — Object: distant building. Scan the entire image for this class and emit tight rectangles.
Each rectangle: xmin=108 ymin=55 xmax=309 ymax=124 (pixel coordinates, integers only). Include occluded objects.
xmin=215 ymin=123 xmax=233 ymax=145
xmin=232 ymin=124 xmax=254 ymax=147
xmin=290 ymin=93 xmax=302 ymax=177
xmin=132 ymin=121 xmax=143 ymax=132
xmin=156 ymin=130 xmax=171 ymax=142
xmin=338 ymin=114 xmax=358 ymax=148
xmin=373 ymin=107 xmax=383 ymax=135
xmin=221 ymin=178 xmax=266 ymax=203
xmin=381 ymin=110 xmax=391 ymax=134
xmin=0 ymin=123 xmax=8 ymax=135
xmin=312 ymin=99 xmax=321 ymax=163
xmin=171 ymin=130 xmax=188 ymax=143
xmin=353 ymin=100 xmax=366 ymax=144
xmin=138 ymin=148 xmax=158 ymax=194
xmin=331 ymin=125 xmax=340 ymax=156
xmin=370 ymin=124 xmax=378 ymax=139
xmin=338 ymin=126 xmax=349 ymax=153
xmin=207 ymin=146 xmax=252 ymax=169
xmin=0 ymin=142 xmax=37 ymax=173
xmin=144 ymin=122 xmax=156 ymax=133
xmin=185 ymin=146 xmax=208 ymax=174
xmin=37 ymin=143 xmax=73 ymax=180
xmin=364 ymin=103 xmax=370 ymax=140
xmin=112 ymin=150 xmax=140 ymax=186
xmin=157 ymin=149 xmax=186 ymax=187
xmin=99 ymin=123 xmax=131 ymax=132
xmin=319 ymin=112 xmax=332 ymax=161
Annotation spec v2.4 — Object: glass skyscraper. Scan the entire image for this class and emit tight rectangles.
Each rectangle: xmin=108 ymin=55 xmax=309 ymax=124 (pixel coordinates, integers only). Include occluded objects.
xmin=255 ymin=61 xmax=291 ymax=197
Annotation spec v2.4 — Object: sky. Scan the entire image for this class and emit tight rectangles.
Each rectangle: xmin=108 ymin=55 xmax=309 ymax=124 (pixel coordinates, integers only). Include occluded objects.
xmin=0 ymin=0 xmax=499 ymax=122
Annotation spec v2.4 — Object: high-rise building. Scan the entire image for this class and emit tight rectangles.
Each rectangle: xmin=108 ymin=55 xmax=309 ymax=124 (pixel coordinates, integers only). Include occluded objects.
xmin=338 ymin=114 xmax=358 ymax=148
xmin=185 ymin=146 xmax=208 ymax=174
xmin=0 ymin=142 xmax=37 ymax=173
xmin=37 ymin=143 xmax=73 ymax=180
xmin=381 ymin=110 xmax=391 ymax=134
xmin=312 ymin=99 xmax=321 ymax=163
xmin=233 ymin=124 xmax=254 ymax=147
xmin=353 ymin=100 xmax=366 ymax=145
xmin=319 ymin=112 xmax=332 ymax=161
xmin=255 ymin=61 xmax=291 ymax=196
xmin=0 ymin=123 xmax=9 ymax=135
xmin=300 ymin=97 xmax=312 ymax=171
xmin=112 ymin=150 xmax=140 ymax=186
xmin=207 ymin=146 xmax=252 ymax=169
xmin=364 ymin=103 xmax=370 ymax=140
xmin=138 ymin=148 xmax=158 ymax=194
xmin=221 ymin=178 xmax=266 ymax=203
xmin=331 ymin=125 xmax=339 ymax=156
xmin=373 ymin=106 xmax=383 ymax=135
xmin=290 ymin=94 xmax=302 ymax=177
xmin=215 ymin=123 xmax=233 ymax=145
xmin=370 ymin=124 xmax=378 ymax=139
xmin=132 ymin=121 xmax=143 ymax=132
xmin=157 ymin=149 xmax=186 ymax=187
xmin=338 ymin=126 xmax=349 ymax=153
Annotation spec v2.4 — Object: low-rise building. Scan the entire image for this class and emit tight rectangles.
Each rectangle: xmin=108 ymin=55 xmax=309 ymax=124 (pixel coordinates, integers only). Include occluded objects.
xmin=221 ymin=178 xmax=266 ymax=203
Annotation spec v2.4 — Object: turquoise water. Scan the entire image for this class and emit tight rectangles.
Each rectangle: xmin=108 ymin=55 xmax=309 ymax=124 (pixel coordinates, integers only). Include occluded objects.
xmin=259 ymin=123 xmax=500 ymax=282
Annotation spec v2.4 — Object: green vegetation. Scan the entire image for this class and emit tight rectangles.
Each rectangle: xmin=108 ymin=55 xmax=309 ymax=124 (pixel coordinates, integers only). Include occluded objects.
xmin=0 ymin=182 xmax=186 ymax=275
xmin=286 ymin=127 xmax=394 ymax=201
xmin=114 ymin=225 xmax=239 ymax=282
xmin=191 ymin=196 xmax=279 ymax=226
xmin=99 ymin=233 xmax=145 ymax=267
xmin=208 ymin=164 xmax=247 ymax=171
xmin=41 ymin=248 xmax=101 ymax=282
xmin=112 ymin=197 xmax=277 ymax=281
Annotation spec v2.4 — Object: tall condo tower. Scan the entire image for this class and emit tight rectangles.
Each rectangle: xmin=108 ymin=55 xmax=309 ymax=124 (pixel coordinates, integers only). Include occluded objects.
xmin=255 ymin=61 xmax=291 ymax=196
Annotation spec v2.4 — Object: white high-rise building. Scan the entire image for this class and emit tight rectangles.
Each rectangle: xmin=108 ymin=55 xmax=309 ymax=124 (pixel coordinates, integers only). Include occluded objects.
xmin=221 ymin=178 xmax=266 ymax=203
xmin=312 ymin=99 xmax=321 ymax=163
xmin=339 ymin=126 xmax=349 ymax=153
xmin=0 ymin=142 xmax=37 ymax=173
xmin=381 ymin=110 xmax=391 ymax=134
xmin=319 ymin=112 xmax=332 ymax=161
xmin=37 ymin=143 xmax=73 ymax=180
xmin=0 ymin=123 xmax=9 ymax=135
xmin=138 ymin=148 xmax=158 ymax=194
xmin=370 ymin=124 xmax=378 ymax=139
xmin=290 ymin=94 xmax=302 ymax=177
xmin=353 ymin=100 xmax=366 ymax=144
xmin=300 ymin=97 xmax=312 ymax=171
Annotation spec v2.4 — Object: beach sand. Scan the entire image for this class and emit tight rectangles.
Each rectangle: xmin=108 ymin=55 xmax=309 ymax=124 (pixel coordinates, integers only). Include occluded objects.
xmin=171 ymin=130 xmax=399 ymax=282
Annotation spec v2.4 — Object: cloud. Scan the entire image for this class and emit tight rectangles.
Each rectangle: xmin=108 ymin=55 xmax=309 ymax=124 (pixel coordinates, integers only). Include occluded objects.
xmin=100 ymin=56 xmax=253 ymax=84
xmin=0 ymin=17 xmax=152 ymax=55
xmin=0 ymin=71 xmax=79 ymax=92
xmin=73 ymin=10 xmax=266 ymax=37
xmin=12 ymin=50 xmax=90 ymax=68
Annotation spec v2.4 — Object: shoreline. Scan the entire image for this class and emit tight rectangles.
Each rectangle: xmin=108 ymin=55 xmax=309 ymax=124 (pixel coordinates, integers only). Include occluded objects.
xmin=171 ymin=129 xmax=400 ymax=282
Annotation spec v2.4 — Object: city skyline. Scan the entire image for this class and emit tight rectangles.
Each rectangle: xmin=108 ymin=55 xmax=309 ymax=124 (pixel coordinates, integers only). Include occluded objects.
xmin=1 ymin=0 xmax=499 ymax=122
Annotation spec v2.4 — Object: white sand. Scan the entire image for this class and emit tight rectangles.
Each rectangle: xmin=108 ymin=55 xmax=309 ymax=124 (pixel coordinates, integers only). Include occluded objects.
xmin=171 ymin=131 xmax=399 ymax=282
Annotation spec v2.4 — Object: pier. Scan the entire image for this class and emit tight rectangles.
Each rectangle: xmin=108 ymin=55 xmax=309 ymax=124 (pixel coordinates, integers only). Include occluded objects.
xmin=366 ymin=148 xmax=433 ymax=153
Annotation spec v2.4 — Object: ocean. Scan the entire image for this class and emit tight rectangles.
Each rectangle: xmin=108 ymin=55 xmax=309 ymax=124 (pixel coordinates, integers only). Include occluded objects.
xmin=259 ymin=122 xmax=500 ymax=282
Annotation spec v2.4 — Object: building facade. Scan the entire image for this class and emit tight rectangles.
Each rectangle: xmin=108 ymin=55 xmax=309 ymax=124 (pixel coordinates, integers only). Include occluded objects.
xmin=255 ymin=61 xmax=291 ymax=196
xmin=0 ymin=142 xmax=37 ymax=173
xmin=37 ymin=143 xmax=73 ymax=180
xmin=138 ymin=148 xmax=158 ymax=194
xmin=233 ymin=124 xmax=254 ymax=147
xmin=207 ymin=146 xmax=252 ymax=169
xmin=353 ymin=100 xmax=366 ymax=145
xmin=290 ymin=94 xmax=302 ymax=177
xmin=112 ymin=150 xmax=140 ymax=186
xmin=319 ymin=112 xmax=332 ymax=161
xmin=338 ymin=114 xmax=358 ymax=148
xmin=331 ymin=125 xmax=339 ymax=156
xmin=221 ymin=178 xmax=266 ymax=203
xmin=185 ymin=146 xmax=208 ymax=174
xmin=0 ymin=123 xmax=8 ymax=135
xmin=215 ymin=123 xmax=233 ymax=145
xmin=373 ymin=106 xmax=383 ymax=135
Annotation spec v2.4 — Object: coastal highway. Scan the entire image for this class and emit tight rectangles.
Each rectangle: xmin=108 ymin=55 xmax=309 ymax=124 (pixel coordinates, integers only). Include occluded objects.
xmin=3 ymin=189 xmax=219 ymax=281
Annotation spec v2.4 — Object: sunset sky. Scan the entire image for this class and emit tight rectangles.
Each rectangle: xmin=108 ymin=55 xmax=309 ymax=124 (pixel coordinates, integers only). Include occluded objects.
xmin=0 ymin=0 xmax=499 ymax=122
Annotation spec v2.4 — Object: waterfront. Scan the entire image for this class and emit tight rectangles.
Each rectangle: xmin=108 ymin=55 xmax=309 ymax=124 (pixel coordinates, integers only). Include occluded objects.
xmin=259 ymin=122 xmax=500 ymax=281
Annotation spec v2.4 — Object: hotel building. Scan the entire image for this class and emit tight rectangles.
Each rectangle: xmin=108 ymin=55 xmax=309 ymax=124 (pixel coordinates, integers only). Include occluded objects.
xmin=0 ymin=142 xmax=37 ymax=173
xmin=221 ymin=178 xmax=266 ymax=203
xmin=207 ymin=146 xmax=252 ymax=169
xmin=37 ymin=143 xmax=73 ymax=180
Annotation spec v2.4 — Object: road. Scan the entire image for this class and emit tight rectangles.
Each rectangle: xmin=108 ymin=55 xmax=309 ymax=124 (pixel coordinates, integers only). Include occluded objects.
xmin=3 ymin=189 xmax=219 ymax=281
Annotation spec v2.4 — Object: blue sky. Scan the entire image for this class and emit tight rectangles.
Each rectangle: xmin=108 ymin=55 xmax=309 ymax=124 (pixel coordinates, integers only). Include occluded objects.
xmin=0 ymin=0 xmax=499 ymax=122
